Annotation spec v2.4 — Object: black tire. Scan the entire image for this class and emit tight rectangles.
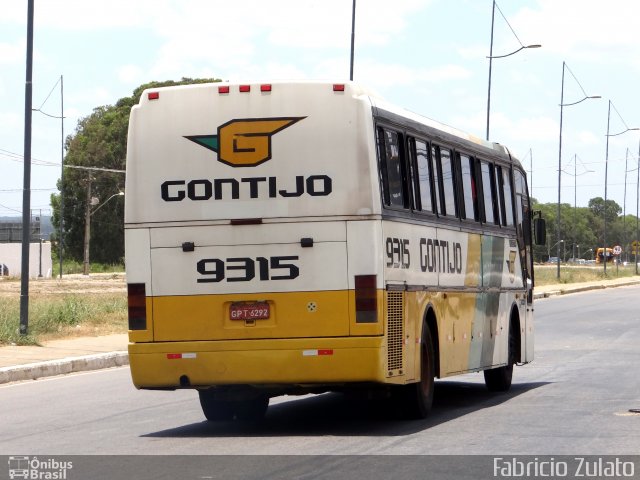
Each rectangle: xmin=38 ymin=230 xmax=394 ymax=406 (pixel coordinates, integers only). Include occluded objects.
xmin=401 ymin=325 xmax=435 ymax=419
xmin=198 ymin=390 xmax=235 ymax=421
xmin=233 ymin=395 xmax=269 ymax=421
xmin=198 ymin=390 xmax=269 ymax=422
xmin=484 ymin=323 xmax=516 ymax=392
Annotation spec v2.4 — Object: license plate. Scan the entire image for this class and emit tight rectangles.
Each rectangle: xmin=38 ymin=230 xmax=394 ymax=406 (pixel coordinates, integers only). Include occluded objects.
xmin=229 ymin=302 xmax=270 ymax=320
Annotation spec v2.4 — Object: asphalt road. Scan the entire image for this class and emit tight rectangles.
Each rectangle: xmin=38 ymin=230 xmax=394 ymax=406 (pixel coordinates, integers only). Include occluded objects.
xmin=1 ymin=285 xmax=638 ymax=476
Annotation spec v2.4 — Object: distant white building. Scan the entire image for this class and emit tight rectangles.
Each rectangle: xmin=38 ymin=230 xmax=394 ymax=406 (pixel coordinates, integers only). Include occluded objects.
xmin=0 ymin=242 xmax=52 ymax=278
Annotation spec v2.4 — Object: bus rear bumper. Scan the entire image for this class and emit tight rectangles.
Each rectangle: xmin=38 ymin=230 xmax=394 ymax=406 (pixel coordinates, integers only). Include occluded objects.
xmin=128 ymin=336 xmax=390 ymax=389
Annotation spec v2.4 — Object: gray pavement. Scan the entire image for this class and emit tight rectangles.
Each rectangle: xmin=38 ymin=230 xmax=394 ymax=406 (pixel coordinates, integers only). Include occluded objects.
xmin=1 ymin=276 xmax=639 ymax=385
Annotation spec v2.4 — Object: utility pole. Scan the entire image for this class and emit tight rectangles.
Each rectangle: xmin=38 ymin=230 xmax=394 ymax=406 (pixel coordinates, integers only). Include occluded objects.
xmin=19 ymin=0 xmax=35 ymax=336
xmin=83 ymin=179 xmax=92 ymax=276
xmin=349 ymin=0 xmax=356 ymax=81
xmin=59 ymin=75 xmax=65 ymax=278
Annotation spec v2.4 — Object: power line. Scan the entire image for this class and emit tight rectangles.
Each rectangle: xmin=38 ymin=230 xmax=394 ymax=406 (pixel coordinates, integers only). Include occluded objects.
xmin=0 ymin=148 xmax=59 ymax=167
xmin=494 ymin=2 xmax=525 ymax=47
xmin=0 ymin=188 xmax=57 ymax=193
xmin=36 ymin=76 xmax=61 ymax=111
xmin=65 ymin=165 xmax=125 ymax=173
xmin=1 ymin=148 xmax=124 ymax=172
xmin=0 ymin=202 xmax=23 ymax=214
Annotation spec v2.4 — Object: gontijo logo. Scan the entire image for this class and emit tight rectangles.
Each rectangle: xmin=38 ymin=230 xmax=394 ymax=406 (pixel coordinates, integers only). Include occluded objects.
xmin=185 ymin=117 xmax=305 ymax=167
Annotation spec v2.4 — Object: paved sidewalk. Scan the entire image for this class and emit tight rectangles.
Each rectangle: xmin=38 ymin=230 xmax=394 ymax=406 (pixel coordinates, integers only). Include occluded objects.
xmin=1 ymin=277 xmax=639 ymax=385
xmin=0 ymin=334 xmax=128 ymax=384
xmin=533 ymin=276 xmax=640 ymax=299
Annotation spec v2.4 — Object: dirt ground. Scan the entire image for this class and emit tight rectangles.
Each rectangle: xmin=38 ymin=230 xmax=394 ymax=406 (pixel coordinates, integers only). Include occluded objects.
xmin=0 ymin=273 xmax=126 ymax=297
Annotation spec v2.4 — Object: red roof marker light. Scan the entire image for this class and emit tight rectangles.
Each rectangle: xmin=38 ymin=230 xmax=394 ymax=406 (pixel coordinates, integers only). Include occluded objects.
xmin=333 ymin=84 xmax=345 ymax=92
xmin=218 ymin=85 xmax=230 ymax=94
xmin=239 ymin=85 xmax=251 ymax=92
xmin=148 ymin=92 xmax=160 ymax=100
xmin=260 ymin=84 xmax=272 ymax=92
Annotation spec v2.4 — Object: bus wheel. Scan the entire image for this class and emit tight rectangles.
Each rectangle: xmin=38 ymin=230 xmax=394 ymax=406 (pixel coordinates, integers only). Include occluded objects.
xmin=233 ymin=395 xmax=269 ymax=421
xmin=198 ymin=390 xmax=269 ymax=422
xmin=401 ymin=325 xmax=435 ymax=419
xmin=198 ymin=390 xmax=235 ymax=421
xmin=484 ymin=325 xmax=515 ymax=392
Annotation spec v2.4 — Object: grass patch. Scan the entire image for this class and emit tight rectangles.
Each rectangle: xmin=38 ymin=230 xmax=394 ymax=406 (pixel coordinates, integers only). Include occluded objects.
xmin=51 ymin=258 xmax=125 ymax=277
xmin=535 ymin=265 xmax=639 ymax=286
xmin=0 ymin=294 xmax=127 ymax=345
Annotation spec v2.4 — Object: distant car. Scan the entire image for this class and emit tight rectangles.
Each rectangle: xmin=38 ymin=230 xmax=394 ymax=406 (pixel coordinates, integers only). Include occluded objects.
xmin=547 ymin=257 xmax=559 ymax=264
xmin=0 ymin=264 xmax=8 ymax=276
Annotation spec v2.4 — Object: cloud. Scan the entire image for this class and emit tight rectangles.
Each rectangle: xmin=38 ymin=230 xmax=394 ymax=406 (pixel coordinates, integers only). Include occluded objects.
xmin=0 ymin=40 xmax=24 ymax=65
xmin=145 ymin=0 xmax=434 ymax=80
xmin=576 ymin=130 xmax=600 ymax=146
xmin=509 ymin=0 xmax=640 ymax=67
xmin=117 ymin=65 xmax=144 ymax=84
xmin=2 ymin=0 xmax=160 ymax=29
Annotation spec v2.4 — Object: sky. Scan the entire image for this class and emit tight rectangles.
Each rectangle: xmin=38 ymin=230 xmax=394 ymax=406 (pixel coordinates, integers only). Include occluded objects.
xmin=1 ymin=0 xmax=640 ymax=218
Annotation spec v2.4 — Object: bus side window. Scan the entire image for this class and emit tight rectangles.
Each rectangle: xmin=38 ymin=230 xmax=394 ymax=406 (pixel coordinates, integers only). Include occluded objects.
xmin=432 ymin=144 xmax=457 ymax=217
xmin=440 ymin=147 xmax=457 ymax=217
xmin=431 ymin=145 xmax=443 ymax=215
xmin=377 ymin=127 xmax=407 ymax=209
xmin=410 ymin=137 xmax=434 ymax=213
xmin=459 ymin=153 xmax=478 ymax=221
xmin=500 ymin=166 xmax=515 ymax=226
xmin=479 ymin=160 xmax=498 ymax=224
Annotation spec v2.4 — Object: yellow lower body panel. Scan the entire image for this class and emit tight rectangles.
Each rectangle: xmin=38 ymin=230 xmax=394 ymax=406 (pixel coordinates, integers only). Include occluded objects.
xmin=129 ymin=336 xmax=387 ymax=389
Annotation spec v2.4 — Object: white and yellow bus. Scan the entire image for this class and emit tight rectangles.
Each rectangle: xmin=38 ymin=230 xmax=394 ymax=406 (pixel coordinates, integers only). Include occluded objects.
xmin=125 ymin=81 xmax=545 ymax=420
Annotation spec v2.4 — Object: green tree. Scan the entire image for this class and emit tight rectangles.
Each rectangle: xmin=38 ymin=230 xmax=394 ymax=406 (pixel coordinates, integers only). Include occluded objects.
xmin=531 ymin=198 xmax=624 ymax=262
xmin=51 ymin=77 xmax=221 ymax=265
xmin=588 ymin=197 xmax=622 ymax=247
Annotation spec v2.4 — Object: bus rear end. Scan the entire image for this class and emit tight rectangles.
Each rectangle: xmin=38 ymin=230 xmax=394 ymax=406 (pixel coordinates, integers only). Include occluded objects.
xmin=125 ymin=82 xmax=389 ymax=419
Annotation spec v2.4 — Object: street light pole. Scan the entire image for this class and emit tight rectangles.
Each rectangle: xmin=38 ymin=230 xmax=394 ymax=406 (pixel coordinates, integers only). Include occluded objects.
xmin=603 ymin=100 xmax=639 ymax=275
xmin=556 ymin=61 xmax=600 ymax=279
xmin=623 ymin=148 xmax=629 ymax=263
xmin=485 ymin=0 xmax=496 ymax=141
xmin=636 ymin=138 xmax=640 ymax=275
xmin=59 ymin=75 xmax=65 ymax=278
xmin=32 ymin=75 xmax=65 ymax=278
xmin=556 ymin=62 xmax=565 ymax=279
xmin=635 ymin=137 xmax=640 ymax=275
xmin=604 ymin=101 xmax=612 ymax=275
xmin=485 ymin=1 xmax=540 ymax=141
xmin=573 ymin=154 xmax=577 ymax=261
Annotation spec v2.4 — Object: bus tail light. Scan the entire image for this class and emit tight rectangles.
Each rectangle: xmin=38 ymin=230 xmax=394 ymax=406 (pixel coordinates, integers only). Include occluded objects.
xmin=128 ymin=283 xmax=147 ymax=330
xmin=355 ymin=275 xmax=378 ymax=323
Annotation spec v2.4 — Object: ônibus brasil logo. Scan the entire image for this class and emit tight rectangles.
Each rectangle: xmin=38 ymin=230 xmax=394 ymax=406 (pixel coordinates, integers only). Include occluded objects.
xmin=185 ymin=117 xmax=305 ymax=167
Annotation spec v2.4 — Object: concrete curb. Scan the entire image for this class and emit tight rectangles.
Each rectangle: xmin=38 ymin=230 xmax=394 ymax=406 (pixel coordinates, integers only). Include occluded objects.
xmin=533 ymin=279 xmax=640 ymax=299
xmin=0 ymin=351 xmax=129 ymax=385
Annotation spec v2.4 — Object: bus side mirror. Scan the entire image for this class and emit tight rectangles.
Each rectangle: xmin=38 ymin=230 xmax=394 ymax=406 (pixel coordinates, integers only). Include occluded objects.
xmin=533 ymin=217 xmax=546 ymax=246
